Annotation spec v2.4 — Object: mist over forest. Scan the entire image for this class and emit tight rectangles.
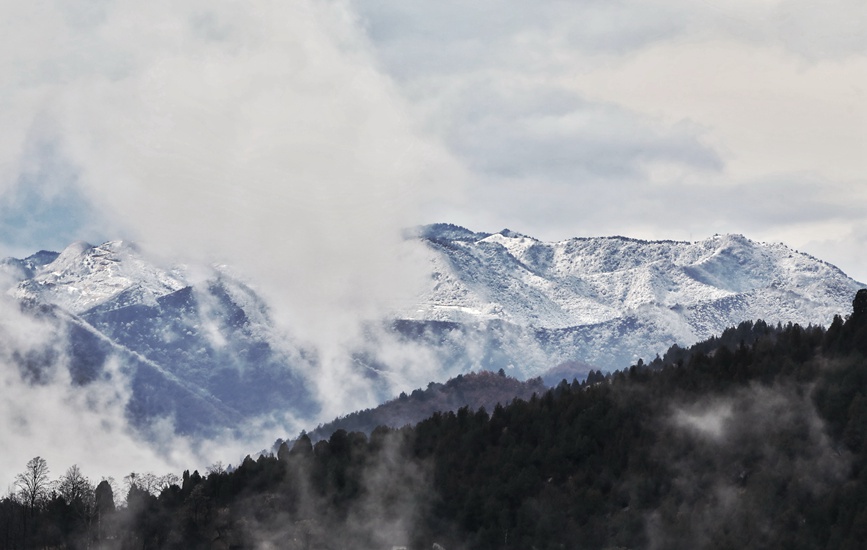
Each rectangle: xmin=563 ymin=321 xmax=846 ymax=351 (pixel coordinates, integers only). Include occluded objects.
xmin=1 ymin=1 xmax=866 ymax=548
xmin=3 ymin=290 xmax=867 ymax=549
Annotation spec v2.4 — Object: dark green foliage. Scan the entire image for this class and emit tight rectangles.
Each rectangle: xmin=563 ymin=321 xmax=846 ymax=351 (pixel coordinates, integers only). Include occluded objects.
xmin=5 ymin=292 xmax=867 ymax=548
xmin=306 ymin=370 xmax=547 ymax=441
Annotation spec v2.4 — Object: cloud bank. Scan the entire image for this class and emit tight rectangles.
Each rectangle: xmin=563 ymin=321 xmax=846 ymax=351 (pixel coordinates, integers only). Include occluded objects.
xmin=0 ymin=0 xmax=463 ymax=322
xmin=355 ymin=0 xmax=867 ymax=281
xmin=0 ymin=0 xmax=463 ymax=488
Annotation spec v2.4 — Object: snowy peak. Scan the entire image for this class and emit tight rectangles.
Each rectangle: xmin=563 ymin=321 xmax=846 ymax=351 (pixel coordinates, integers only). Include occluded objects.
xmin=409 ymin=223 xmax=490 ymax=242
xmin=411 ymin=225 xmax=862 ymax=334
xmin=4 ymin=226 xmax=863 ymax=400
xmin=3 ymin=240 xmax=318 ymax=437
xmin=0 ymin=249 xmax=59 ymax=282
xmin=13 ymin=240 xmax=187 ymax=314
xmin=680 ymin=234 xmax=852 ymax=301
xmin=396 ymin=225 xmax=864 ymax=372
xmin=480 ymin=231 xmax=540 ymax=262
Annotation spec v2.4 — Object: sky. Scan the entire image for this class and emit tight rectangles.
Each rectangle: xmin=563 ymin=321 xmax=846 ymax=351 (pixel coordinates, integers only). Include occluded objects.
xmin=0 ymin=0 xmax=865 ymax=486
xmin=0 ymin=1 xmax=865 ymax=281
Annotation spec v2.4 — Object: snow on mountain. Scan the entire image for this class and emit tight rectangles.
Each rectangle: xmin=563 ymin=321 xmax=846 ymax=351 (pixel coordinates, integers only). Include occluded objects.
xmin=397 ymin=224 xmax=862 ymax=374
xmin=4 ymin=240 xmax=318 ymax=438
xmin=0 ymin=250 xmax=59 ymax=284
xmin=13 ymin=241 xmax=186 ymax=313
xmin=2 ymin=226 xmax=863 ymax=440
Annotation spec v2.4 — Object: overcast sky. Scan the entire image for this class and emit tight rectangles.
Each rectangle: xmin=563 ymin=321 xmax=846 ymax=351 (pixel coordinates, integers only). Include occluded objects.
xmin=0 ymin=0 xmax=865 ymax=282
xmin=0 ymin=0 xmax=865 ymax=488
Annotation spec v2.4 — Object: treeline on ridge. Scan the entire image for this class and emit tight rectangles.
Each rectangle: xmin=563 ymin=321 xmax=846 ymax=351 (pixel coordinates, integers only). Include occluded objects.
xmin=3 ymin=291 xmax=867 ymax=549
xmin=300 ymin=369 xmax=547 ymax=443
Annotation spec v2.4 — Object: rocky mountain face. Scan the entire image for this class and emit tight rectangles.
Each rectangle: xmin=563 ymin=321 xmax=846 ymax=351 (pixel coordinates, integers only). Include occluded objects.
xmin=1 ymin=226 xmax=862 ymax=440
xmin=1 ymin=241 xmax=318 ymax=438
xmin=392 ymin=224 xmax=863 ymax=375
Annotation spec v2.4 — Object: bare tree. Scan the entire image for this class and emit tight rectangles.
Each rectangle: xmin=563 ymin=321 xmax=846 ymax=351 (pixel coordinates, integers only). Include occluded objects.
xmin=122 ymin=472 xmax=139 ymax=498
xmin=157 ymin=473 xmax=180 ymax=492
xmin=57 ymin=465 xmax=97 ymax=539
xmin=207 ymin=461 xmax=225 ymax=476
xmin=15 ymin=457 xmax=50 ymax=511
xmin=58 ymin=465 xmax=93 ymax=505
xmin=138 ymin=472 xmax=159 ymax=496
xmin=14 ymin=456 xmax=50 ymax=545
xmin=123 ymin=471 xmax=168 ymax=498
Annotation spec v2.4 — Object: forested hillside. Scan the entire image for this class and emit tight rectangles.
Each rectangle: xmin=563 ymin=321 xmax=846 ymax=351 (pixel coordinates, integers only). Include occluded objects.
xmin=4 ymin=290 xmax=867 ymax=549
xmin=301 ymin=370 xmax=548 ymax=443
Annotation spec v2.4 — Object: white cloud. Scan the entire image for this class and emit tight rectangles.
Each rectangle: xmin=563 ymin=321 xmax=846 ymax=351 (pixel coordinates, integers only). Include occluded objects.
xmin=5 ymin=0 xmax=865 ymax=278
xmin=353 ymin=0 xmax=867 ymax=280
xmin=564 ymin=39 xmax=867 ymax=184
xmin=0 ymin=0 xmax=468 ymax=486
xmin=674 ymin=402 xmax=733 ymax=440
xmin=0 ymin=295 xmax=155 ymax=487
xmin=0 ymin=0 xmax=469 ymax=398
xmin=0 ymin=287 xmax=299 ymax=489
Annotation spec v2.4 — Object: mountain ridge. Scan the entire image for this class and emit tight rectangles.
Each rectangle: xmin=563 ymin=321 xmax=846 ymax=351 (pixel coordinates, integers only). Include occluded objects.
xmin=2 ymin=225 xmax=862 ymax=441
xmin=301 ymin=369 xmax=549 ymax=443
xmin=396 ymin=224 xmax=862 ymax=372
xmin=2 ymin=241 xmax=319 ymax=437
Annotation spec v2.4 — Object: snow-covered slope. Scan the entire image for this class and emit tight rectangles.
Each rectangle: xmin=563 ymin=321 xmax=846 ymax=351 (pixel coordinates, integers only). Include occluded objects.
xmin=5 ymin=241 xmax=318 ymax=437
xmin=14 ymin=241 xmax=186 ymax=313
xmin=0 ymin=250 xmax=59 ymax=283
xmin=396 ymin=224 xmax=862 ymax=373
xmin=3 ymin=226 xmax=862 ymax=439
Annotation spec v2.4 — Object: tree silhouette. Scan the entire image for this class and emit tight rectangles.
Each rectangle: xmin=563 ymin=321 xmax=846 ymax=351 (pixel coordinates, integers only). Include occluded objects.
xmin=14 ymin=456 xmax=50 ymax=546
xmin=57 ymin=465 xmax=92 ymax=504
xmin=15 ymin=457 xmax=50 ymax=511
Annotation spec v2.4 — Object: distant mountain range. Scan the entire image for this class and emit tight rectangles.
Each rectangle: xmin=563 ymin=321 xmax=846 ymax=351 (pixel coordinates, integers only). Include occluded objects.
xmin=1 ymin=225 xmax=862 ymax=440
xmin=397 ymin=224 xmax=862 ymax=375
xmin=1 ymin=241 xmax=318 ymax=438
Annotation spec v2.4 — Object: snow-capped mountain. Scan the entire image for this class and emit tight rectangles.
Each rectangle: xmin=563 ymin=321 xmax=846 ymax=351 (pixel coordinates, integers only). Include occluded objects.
xmin=391 ymin=224 xmax=863 ymax=374
xmin=13 ymin=240 xmax=187 ymax=314
xmin=2 ymin=225 xmax=862 ymax=440
xmin=3 ymin=241 xmax=318 ymax=437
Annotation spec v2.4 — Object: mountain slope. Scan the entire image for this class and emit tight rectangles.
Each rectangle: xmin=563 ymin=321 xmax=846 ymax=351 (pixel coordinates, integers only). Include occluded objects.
xmin=396 ymin=224 xmax=862 ymax=372
xmin=15 ymin=295 xmax=867 ymax=550
xmin=2 ymin=226 xmax=862 ymax=440
xmin=303 ymin=370 xmax=548 ymax=442
xmin=5 ymin=241 xmax=319 ymax=437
